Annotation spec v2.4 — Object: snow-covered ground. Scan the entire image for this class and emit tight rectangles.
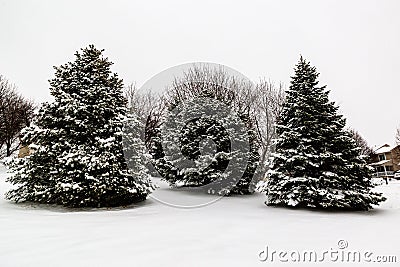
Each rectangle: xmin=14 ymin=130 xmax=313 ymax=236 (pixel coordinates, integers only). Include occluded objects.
xmin=0 ymin=164 xmax=399 ymax=267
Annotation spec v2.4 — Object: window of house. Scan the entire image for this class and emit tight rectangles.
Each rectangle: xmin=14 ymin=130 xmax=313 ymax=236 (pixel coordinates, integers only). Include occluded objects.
xmin=378 ymin=154 xmax=386 ymax=161
xmin=386 ymin=166 xmax=393 ymax=171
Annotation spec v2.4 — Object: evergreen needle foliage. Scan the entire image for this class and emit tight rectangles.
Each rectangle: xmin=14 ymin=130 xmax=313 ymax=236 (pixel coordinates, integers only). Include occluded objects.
xmin=265 ymin=57 xmax=385 ymax=210
xmin=6 ymin=45 xmax=154 ymax=207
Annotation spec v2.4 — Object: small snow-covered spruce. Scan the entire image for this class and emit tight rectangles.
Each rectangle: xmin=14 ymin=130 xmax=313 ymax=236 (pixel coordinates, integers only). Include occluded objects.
xmin=149 ymin=66 xmax=260 ymax=195
xmin=6 ymin=45 xmax=154 ymax=207
xmin=265 ymin=57 xmax=385 ymax=210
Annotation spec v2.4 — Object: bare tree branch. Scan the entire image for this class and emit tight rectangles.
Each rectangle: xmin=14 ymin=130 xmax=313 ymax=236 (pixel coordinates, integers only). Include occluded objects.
xmin=347 ymin=128 xmax=374 ymax=156
xmin=253 ymin=79 xmax=286 ymax=175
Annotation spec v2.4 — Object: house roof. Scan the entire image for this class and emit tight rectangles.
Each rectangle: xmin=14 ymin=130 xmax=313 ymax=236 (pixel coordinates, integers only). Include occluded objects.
xmin=369 ymin=159 xmax=390 ymax=166
xmin=374 ymin=144 xmax=393 ymax=154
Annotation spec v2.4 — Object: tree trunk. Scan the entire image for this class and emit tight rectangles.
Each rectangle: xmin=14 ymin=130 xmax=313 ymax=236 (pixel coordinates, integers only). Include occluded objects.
xmin=6 ymin=141 xmax=11 ymax=157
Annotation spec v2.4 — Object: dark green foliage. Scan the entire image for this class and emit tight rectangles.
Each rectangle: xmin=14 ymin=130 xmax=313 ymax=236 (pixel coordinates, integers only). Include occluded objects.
xmin=148 ymin=69 xmax=260 ymax=195
xmin=6 ymin=45 xmax=154 ymax=207
xmin=265 ymin=57 xmax=385 ymax=210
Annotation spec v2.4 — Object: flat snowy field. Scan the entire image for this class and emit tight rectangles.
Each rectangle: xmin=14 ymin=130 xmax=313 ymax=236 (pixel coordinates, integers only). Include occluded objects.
xmin=0 ymin=164 xmax=399 ymax=267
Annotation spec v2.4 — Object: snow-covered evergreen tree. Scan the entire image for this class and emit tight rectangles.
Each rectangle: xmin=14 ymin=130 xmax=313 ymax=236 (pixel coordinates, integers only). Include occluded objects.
xmin=6 ymin=45 xmax=154 ymax=207
xmin=265 ymin=57 xmax=385 ymax=210
xmin=156 ymin=96 xmax=259 ymax=195
xmin=149 ymin=66 xmax=260 ymax=195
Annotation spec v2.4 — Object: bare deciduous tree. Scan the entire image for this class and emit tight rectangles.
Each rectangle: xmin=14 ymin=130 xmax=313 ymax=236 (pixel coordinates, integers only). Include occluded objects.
xmin=124 ymin=83 xmax=159 ymax=125
xmin=347 ymin=128 xmax=374 ymax=156
xmin=0 ymin=75 xmax=35 ymax=157
xmin=396 ymin=127 xmax=400 ymax=146
xmin=252 ymin=79 xmax=286 ymax=177
xmin=164 ymin=65 xmax=255 ymax=115
xmin=123 ymin=82 xmax=166 ymax=144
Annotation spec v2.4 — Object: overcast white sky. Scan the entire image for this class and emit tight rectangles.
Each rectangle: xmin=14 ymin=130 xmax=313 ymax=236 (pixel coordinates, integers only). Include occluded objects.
xmin=0 ymin=0 xmax=399 ymax=147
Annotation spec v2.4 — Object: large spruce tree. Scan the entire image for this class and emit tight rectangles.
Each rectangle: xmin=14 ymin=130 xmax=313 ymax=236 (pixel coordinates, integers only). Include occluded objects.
xmin=6 ymin=45 xmax=154 ymax=207
xmin=265 ymin=57 xmax=385 ymax=210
